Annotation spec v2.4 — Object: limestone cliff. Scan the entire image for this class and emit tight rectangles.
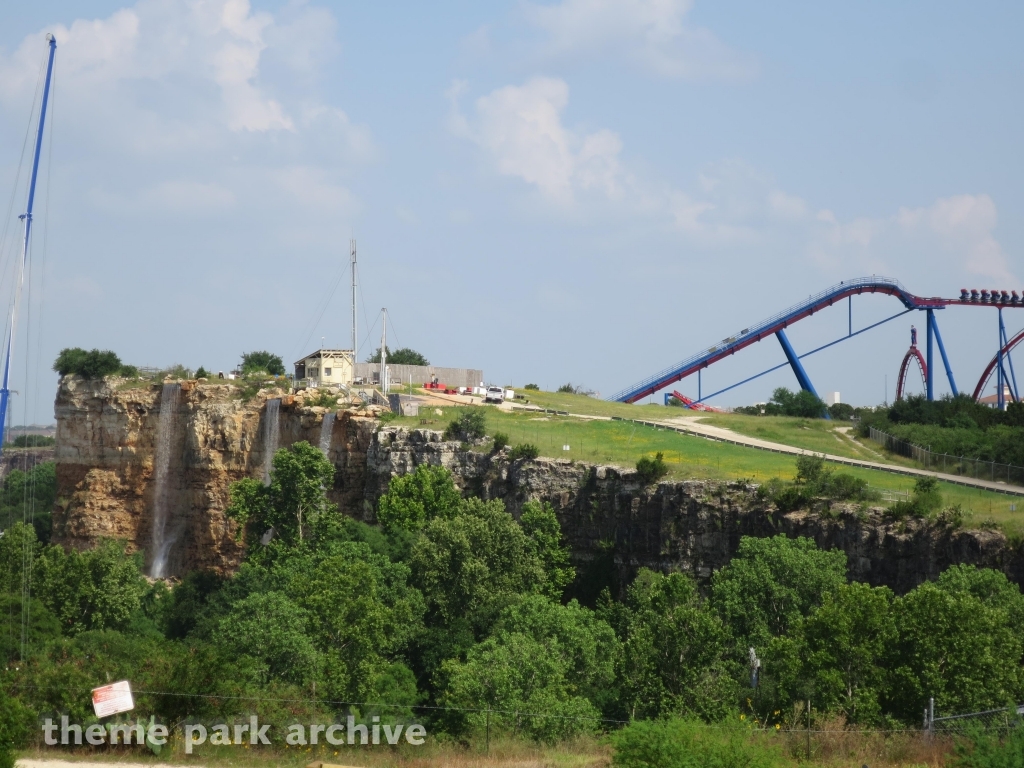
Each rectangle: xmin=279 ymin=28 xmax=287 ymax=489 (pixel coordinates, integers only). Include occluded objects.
xmin=52 ymin=384 xmax=1024 ymax=592
xmin=365 ymin=426 xmax=1024 ymax=595
xmin=53 ymin=376 xmax=377 ymax=576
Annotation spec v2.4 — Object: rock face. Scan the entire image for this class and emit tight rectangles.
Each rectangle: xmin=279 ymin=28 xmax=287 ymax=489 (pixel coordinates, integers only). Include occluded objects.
xmin=53 ymin=376 xmax=377 ymax=576
xmin=0 ymin=447 xmax=54 ymax=480
xmin=365 ymin=427 xmax=1024 ymax=595
xmin=52 ymin=386 xmax=1024 ymax=592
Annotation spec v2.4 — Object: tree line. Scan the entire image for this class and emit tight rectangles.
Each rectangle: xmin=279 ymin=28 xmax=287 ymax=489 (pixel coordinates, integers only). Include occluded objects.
xmin=2 ymin=449 xmax=1024 ymax=762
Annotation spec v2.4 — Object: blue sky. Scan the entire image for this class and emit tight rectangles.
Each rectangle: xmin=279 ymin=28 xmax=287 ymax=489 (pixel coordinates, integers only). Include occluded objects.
xmin=0 ymin=1 xmax=1022 ymax=422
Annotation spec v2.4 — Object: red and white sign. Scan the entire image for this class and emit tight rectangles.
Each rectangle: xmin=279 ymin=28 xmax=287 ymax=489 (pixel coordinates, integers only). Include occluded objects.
xmin=91 ymin=680 xmax=134 ymax=718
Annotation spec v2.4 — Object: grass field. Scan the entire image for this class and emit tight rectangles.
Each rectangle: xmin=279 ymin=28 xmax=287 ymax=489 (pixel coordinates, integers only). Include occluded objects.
xmin=397 ymin=402 xmax=1024 ymax=536
xmin=15 ymin=727 xmax=963 ymax=767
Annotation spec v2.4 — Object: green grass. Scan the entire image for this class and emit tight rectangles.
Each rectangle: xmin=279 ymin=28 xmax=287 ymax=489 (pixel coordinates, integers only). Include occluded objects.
xmin=509 ymin=390 xmax=925 ymax=471
xmin=696 ymin=413 xmax=892 ymax=462
xmin=399 ymin=404 xmax=1024 ymax=537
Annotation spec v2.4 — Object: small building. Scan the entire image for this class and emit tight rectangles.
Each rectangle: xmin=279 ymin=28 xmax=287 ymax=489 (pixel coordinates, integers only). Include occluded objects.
xmin=825 ymin=391 xmax=841 ymax=406
xmin=979 ymin=385 xmax=1014 ymax=409
xmin=294 ymin=349 xmax=354 ymax=387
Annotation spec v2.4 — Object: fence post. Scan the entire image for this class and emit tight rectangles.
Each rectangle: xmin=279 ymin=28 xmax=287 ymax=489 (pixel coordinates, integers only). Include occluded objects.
xmin=806 ymin=700 xmax=811 ymax=761
xmin=928 ymin=697 xmax=935 ymax=737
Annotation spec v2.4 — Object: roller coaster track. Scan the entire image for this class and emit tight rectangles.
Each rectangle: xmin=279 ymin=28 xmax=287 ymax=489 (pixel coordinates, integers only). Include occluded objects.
xmin=611 ymin=276 xmax=1023 ymax=404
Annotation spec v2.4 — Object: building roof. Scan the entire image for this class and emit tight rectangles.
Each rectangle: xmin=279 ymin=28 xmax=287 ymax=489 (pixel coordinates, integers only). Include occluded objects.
xmin=294 ymin=349 xmax=354 ymax=366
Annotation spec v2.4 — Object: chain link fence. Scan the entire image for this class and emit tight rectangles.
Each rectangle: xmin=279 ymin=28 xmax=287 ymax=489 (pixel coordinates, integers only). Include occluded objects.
xmin=930 ymin=701 xmax=1024 ymax=736
xmin=868 ymin=426 xmax=1024 ymax=487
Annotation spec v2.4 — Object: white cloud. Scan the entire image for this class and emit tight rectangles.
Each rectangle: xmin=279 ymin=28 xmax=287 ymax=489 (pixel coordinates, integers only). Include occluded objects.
xmin=451 ymin=76 xmax=624 ymax=204
xmin=0 ymin=0 xmax=316 ymax=134
xmin=448 ymin=82 xmax=1015 ymax=284
xmin=768 ymin=190 xmax=808 ymax=221
xmin=809 ymin=194 xmax=1016 ymax=284
xmin=523 ymin=0 xmax=755 ymax=79
xmin=896 ymin=194 xmax=1014 ymax=282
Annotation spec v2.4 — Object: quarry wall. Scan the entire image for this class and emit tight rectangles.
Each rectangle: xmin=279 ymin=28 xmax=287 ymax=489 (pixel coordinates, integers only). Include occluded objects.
xmin=51 ymin=377 xmax=1024 ymax=591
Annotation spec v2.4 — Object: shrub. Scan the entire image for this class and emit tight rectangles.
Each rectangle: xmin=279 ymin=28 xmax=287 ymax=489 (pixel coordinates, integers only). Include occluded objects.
xmin=636 ymin=452 xmax=668 ymax=484
xmin=8 ymin=434 xmax=54 ymax=447
xmin=443 ymin=410 xmax=486 ymax=441
xmin=366 ymin=346 xmax=429 ymax=365
xmin=52 ymin=348 xmax=124 ymax=378
xmin=492 ymin=432 xmax=509 ymax=452
xmin=509 ymin=443 xmax=539 ymax=461
xmin=119 ymin=364 xmax=139 ymax=377
xmin=195 ymin=366 xmax=209 ymax=379
xmin=240 ymin=351 xmax=284 ymax=376
xmin=768 ymin=386 xmax=827 ymax=418
xmin=887 ymin=476 xmax=943 ymax=519
xmin=524 ymin=383 xmax=540 ymax=391
xmin=557 ymin=383 xmax=576 ymax=393
xmin=611 ymin=718 xmax=783 ymax=768
xmin=952 ymin=724 xmax=1024 ymax=768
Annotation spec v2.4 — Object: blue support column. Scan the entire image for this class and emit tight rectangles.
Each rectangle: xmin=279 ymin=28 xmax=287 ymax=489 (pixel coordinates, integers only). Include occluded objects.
xmin=776 ymin=329 xmax=830 ymax=418
xmin=999 ymin=309 xmax=1019 ymax=404
xmin=998 ymin=309 xmax=1005 ymax=410
xmin=925 ymin=309 xmax=934 ymax=401
xmin=928 ymin=311 xmax=958 ymax=397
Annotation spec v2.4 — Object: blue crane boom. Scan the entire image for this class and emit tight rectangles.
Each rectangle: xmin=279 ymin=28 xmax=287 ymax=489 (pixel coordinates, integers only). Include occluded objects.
xmin=0 ymin=34 xmax=57 ymax=454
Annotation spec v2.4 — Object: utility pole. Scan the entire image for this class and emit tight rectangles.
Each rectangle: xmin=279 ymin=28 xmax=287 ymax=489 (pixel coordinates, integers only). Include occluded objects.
xmin=381 ymin=308 xmax=388 ymax=397
xmin=350 ymin=239 xmax=357 ymax=358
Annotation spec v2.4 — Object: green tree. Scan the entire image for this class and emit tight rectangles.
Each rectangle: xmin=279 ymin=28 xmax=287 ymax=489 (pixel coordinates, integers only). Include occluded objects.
xmin=443 ymin=409 xmax=486 ymax=440
xmin=33 ymin=540 xmax=148 ymax=636
xmin=240 ymin=350 xmax=284 ymax=376
xmin=0 ymin=522 xmax=37 ymax=595
xmin=8 ymin=434 xmax=54 ymax=447
xmin=0 ymin=461 xmax=56 ymax=543
xmin=635 ymin=452 xmax=668 ymax=484
xmin=213 ymin=590 xmax=320 ymax=686
xmin=0 ymin=594 xmax=61 ymax=664
xmin=798 ymin=582 xmax=897 ymax=724
xmin=376 ymin=464 xmax=464 ymax=533
xmin=767 ymin=387 xmax=826 ymax=418
xmin=492 ymin=432 xmax=509 ymax=452
xmin=366 ymin=346 xmax=429 ymax=365
xmin=282 ymin=542 xmax=424 ymax=702
xmin=888 ymin=582 xmax=1024 ymax=721
xmin=614 ymin=570 xmax=735 ymax=721
xmin=493 ymin=594 xmax=619 ymax=709
xmin=410 ymin=498 xmax=549 ymax=628
xmin=519 ymin=500 xmax=575 ymax=599
xmin=935 ymin=564 xmax=1024 ymax=631
xmin=439 ymin=631 xmax=600 ymax=742
xmin=227 ymin=441 xmax=336 ymax=545
xmin=52 ymin=348 xmax=125 ymax=378
xmin=0 ymin=695 xmax=32 ymax=768
xmin=195 ymin=366 xmax=209 ymax=379
xmin=711 ymin=535 xmax=847 ymax=650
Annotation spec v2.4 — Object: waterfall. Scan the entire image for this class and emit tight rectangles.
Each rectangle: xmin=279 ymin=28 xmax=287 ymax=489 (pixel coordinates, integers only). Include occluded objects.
xmin=262 ymin=398 xmax=281 ymax=484
xmin=149 ymin=383 xmax=181 ymax=579
xmin=318 ymin=412 xmax=335 ymax=456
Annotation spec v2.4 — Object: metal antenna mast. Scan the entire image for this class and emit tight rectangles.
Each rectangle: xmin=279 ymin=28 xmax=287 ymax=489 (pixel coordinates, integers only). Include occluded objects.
xmin=380 ymin=308 xmax=388 ymax=397
xmin=0 ymin=34 xmax=56 ymax=455
xmin=350 ymin=239 xmax=357 ymax=358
